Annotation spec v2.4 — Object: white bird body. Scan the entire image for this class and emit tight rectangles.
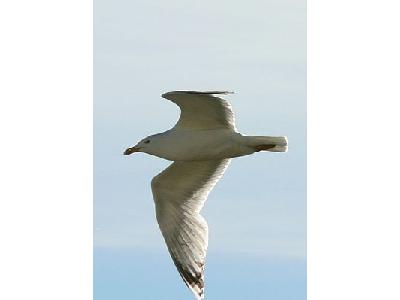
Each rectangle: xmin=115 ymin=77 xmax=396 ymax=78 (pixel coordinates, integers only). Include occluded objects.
xmin=141 ymin=129 xmax=259 ymax=161
xmin=124 ymin=91 xmax=288 ymax=299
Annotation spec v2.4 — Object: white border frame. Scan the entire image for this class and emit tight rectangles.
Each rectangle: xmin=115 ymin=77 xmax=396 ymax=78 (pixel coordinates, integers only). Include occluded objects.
xmin=308 ymin=0 xmax=400 ymax=299
xmin=1 ymin=0 xmax=400 ymax=299
xmin=0 ymin=1 xmax=93 ymax=299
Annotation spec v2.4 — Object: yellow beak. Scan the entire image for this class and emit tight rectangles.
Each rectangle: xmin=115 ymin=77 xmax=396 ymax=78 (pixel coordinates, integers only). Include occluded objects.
xmin=123 ymin=146 xmax=140 ymax=155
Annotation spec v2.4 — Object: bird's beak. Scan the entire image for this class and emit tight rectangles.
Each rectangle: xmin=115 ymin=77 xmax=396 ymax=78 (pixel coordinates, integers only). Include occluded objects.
xmin=123 ymin=146 xmax=140 ymax=155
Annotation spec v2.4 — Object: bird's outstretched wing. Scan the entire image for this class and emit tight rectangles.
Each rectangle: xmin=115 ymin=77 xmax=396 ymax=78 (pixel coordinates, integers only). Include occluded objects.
xmin=151 ymin=159 xmax=231 ymax=299
xmin=162 ymin=91 xmax=236 ymax=130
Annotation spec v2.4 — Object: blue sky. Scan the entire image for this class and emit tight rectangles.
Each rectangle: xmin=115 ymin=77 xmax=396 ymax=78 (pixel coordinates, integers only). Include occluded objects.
xmin=94 ymin=0 xmax=306 ymax=299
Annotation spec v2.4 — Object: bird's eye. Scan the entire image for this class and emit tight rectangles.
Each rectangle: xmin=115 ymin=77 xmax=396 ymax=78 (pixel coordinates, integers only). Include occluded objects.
xmin=144 ymin=140 xmax=150 ymax=144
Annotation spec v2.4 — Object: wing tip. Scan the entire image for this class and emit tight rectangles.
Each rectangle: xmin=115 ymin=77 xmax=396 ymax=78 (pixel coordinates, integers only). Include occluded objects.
xmin=190 ymin=284 xmax=205 ymax=300
xmin=162 ymin=90 xmax=234 ymax=99
xmin=182 ymin=90 xmax=234 ymax=95
xmin=174 ymin=260 xmax=206 ymax=300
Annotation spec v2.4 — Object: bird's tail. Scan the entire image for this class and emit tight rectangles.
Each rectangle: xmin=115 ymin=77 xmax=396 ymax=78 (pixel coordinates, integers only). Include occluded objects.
xmin=244 ymin=136 xmax=288 ymax=152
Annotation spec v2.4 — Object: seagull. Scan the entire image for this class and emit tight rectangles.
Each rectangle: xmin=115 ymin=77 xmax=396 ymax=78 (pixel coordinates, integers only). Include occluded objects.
xmin=124 ymin=91 xmax=288 ymax=299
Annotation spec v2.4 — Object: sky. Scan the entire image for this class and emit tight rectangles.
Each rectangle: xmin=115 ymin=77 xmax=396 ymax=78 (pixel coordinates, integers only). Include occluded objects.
xmin=94 ymin=0 xmax=306 ymax=299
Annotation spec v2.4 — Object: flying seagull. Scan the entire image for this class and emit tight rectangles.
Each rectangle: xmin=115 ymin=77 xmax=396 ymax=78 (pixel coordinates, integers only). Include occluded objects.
xmin=124 ymin=91 xmax=288 ymax=299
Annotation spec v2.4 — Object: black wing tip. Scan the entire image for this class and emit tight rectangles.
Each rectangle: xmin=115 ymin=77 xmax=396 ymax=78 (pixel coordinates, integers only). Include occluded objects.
xmin=162 ymin=90 xmax=234 ymax=97
xmin=182 ymin=90 xmax=234 ymax=95
xmin=174 ymin=260 xmax=205 ymax=299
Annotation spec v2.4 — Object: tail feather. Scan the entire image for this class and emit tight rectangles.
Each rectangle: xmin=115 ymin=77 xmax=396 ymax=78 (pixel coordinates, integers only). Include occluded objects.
xmin=245 ymin=136 xmax=288 ymax=152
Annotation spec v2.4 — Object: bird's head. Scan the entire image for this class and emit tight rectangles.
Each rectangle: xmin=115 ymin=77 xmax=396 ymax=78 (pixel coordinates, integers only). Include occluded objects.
xmin=123 ymin=134 xmax=159 ymax=155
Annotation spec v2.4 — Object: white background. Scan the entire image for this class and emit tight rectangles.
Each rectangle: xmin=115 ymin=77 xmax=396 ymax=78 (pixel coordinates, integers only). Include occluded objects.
xmin=1 ymin=0 xmax=399 ymax=299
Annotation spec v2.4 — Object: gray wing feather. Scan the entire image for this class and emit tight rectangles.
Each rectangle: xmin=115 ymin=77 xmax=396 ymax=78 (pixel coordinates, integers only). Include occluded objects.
xmin=161 ymin=91 xmax=236 ymax=130
xmin=151 ymin=159 xmax=231 ymax=299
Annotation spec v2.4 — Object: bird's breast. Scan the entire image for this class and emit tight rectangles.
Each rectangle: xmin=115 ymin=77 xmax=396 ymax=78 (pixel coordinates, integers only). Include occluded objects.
xmin=151 ymin=129 xmax=247 ymax=161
